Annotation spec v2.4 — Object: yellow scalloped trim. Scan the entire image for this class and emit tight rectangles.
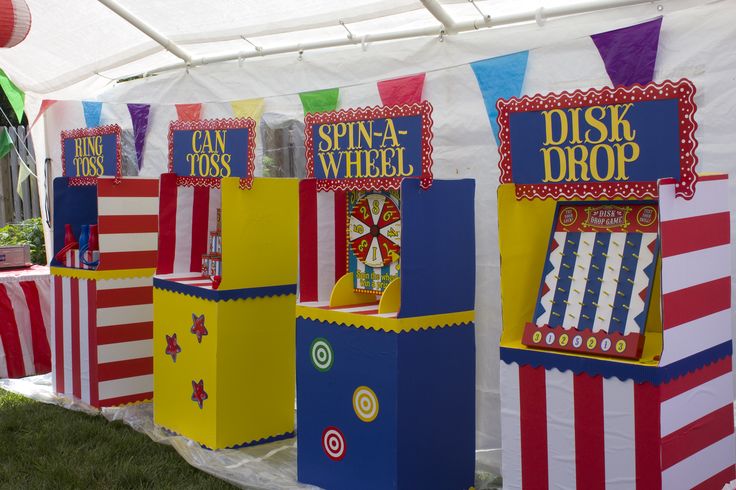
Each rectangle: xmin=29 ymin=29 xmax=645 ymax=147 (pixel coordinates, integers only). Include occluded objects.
xmin=104 ymin=397 xmax=153 ymax=408
xmin=296 ymin=306 xmax=474 ymax=332
xmin=50 ymin=267 xmax=156 ymax=280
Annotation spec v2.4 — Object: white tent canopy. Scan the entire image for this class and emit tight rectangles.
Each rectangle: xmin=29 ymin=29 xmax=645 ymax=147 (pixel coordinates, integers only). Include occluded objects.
xmin=0 ymin=0 xmax=702 ymax=97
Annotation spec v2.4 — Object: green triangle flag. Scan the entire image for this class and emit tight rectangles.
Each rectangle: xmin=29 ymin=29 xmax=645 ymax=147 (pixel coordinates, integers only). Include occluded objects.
xmin=0 ymin=69 xmax=25 ymax=123
xmin=16 ymin=157 xmax=33 ymax=202
xmin=299 ymin=88 xmax=339 ymax=115
xmin=0 ymin=127 xmax=13 ymax=158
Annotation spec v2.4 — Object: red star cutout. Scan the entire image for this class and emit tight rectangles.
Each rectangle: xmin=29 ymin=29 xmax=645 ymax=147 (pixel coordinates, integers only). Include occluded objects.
xmin=165 ymin=333 xmax=181 ymax=362
xmin=191 ymin=379 xmax=208 ymax=409
xmin=190 ymin=313 xmax=208 ymax=343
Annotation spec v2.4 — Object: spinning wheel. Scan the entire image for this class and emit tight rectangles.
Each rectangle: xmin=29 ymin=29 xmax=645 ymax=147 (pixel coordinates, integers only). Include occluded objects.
xmin=349 ymin=193 xmax=401 ymax=268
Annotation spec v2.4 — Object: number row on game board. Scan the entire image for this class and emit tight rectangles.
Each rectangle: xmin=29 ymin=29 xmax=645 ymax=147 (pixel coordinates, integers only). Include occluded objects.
xmin=522 ymin=323 xmax=643 ymax=359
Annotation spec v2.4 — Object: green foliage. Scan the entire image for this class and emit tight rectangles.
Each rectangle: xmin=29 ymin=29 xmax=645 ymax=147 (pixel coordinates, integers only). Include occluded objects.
xmin=0 ymin=218 xmax=46 ymax=264
xmin=0 ymin=389 xmax=234 ymax=489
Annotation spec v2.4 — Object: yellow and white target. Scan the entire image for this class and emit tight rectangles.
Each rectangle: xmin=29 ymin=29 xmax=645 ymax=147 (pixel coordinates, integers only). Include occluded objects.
xmin=352 ymin=386 xmax=379 ymax=422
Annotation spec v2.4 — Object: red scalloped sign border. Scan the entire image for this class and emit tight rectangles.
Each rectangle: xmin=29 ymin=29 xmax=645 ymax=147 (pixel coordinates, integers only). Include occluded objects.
xmin=168 ymin=117 xmax=256 ymax=190
xmin=305 ymin=101 xmax=434 ymax=191
xmin=61 ymin=124 xmax=122 ymax=186
xmin=497 ymin=79 xmax=699 ymax=200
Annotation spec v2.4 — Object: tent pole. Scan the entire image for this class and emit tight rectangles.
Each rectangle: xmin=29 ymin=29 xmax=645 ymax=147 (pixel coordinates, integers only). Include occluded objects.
xmin=418 ymin=0 xmax=458 ymax=33
xmin=97 ymin=0 xmax=192 ymax=64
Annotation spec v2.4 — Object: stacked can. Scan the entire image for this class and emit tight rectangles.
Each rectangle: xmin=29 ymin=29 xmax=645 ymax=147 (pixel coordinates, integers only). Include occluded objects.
xmin=201 ymin=208 xmax=223 ymax=280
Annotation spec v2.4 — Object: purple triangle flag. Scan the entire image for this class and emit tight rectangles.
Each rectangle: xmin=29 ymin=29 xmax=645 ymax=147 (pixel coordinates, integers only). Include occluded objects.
xmin=591 ymin=17 xmax=662 ymax=87
xmin=127 ymin=103 xmax=150 ymax=171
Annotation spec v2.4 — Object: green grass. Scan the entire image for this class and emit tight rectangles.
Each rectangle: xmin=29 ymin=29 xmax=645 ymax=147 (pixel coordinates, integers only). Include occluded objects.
xmin=0 ymin=388 xmax=234 ymax=489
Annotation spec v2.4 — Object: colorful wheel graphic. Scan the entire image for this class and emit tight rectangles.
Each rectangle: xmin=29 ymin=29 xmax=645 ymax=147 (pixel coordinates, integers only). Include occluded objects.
xmin=349 ymin=193 xmax=401 ymax=268
xmin=322 ymin=426 xmax=346 ymax=461
xmin=310 ymin=337 xmax=334 ymax=372
xmin=353 ymin=386 xmax=379 ymax=422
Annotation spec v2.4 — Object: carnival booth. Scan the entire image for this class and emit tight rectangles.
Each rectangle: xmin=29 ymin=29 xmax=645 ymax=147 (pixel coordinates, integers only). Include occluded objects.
xmin=496 ymin=79 xmax=736 ymax=489
xmin=151 ymin=118 xmax=298 ymax=450
xmin=295 ymin=101 xmax=476 ymax=489
xmin=50 ymin=125 xmax=159 ymax=408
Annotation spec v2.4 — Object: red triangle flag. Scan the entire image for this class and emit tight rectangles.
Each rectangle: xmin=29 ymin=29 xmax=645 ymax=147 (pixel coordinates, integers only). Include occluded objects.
xmin=377 ymin=73 xmax=426 ymax=106
xmin=29 ymin=99 xmax=57 ymax=130
xmin=175 ymin=103 xmax=202 ymax=121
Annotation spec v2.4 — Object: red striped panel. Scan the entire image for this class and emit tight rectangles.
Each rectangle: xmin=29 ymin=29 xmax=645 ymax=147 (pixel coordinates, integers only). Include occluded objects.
xmin=98 ymin=215 xmax=158 ymax=234
xmin=96 ymin=322 xmax=153 ymax=345
xmin=98 ymin=250 xmax=158 ymax=270
xmin=190 ymin=186 xmax=210 ymax=273
xmin=0 ymin=284 xmax=26 ymax=377
xmin=574 ymin=373 xmax=605 ymax=489
xmin=634 ymin=382 xmax=661 ymax=489
xmin=87 ymin=280 xmax=99 ymax=407
xmin=54 ymin=276 xmax=64 ymax=393
xmin=318 ymin=302 xmax=379 ymax=310
xmin=97 ymin=178 xmax=159 ymax=197
xmin=663 ymin=277 xmax=730 ymax=330
xmin=660 ymin=212 xmax=730 ymax=258
xmin=157 ymin=174 xmax=178 ymax=274
xmin=99 ymin=391 xmax=153 ymax=407
xmin=300 ymin=179 xmax=319 ymax=302
xmin=334 ymin=190 xmax=348 ymax=281
xmin=19 ymin=281 xmax=51 ymax=374
xmin=97 ymin=357 xmax=153 ymax=382
xmin=352 ymin=309 xmax=379 ymax=315
xmin=70 ymin=278 xmax=81 ymax=399
xmin=661 ymin=404 xmax=734 ymax=469
xmin=96 ymin=286 xmax=152 ymax=308
xmin=660 ymin=356 xmax=732 ymax=401
xmin=692 ymin=465 xmax=736 ymax=490
xmin=519 ymin=365 xmax=548 ymax=490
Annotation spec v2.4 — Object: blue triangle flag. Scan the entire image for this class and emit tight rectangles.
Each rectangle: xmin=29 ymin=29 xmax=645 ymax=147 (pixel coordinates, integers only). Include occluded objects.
xmin=471 ymin=51 xmax=529 ymax=145
xmin=82 ymin=101 xmax=102 ymax=128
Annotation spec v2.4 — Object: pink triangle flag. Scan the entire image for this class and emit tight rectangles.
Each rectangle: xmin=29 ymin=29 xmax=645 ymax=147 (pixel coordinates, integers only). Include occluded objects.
xmin=29 ymin=99 xmax=57 ymax=130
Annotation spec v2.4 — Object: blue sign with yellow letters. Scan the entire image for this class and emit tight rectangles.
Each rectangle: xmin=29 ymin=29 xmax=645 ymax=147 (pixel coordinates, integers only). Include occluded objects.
xmin=305 ymin=102 xmax=434 ymax=191
xmin=61 ymin=125 xmax=121 ymax=179
xmin=497 ymin=79 xmax=699 ymax=200
xmin=168 ymin=118 xmax=256 ymax=187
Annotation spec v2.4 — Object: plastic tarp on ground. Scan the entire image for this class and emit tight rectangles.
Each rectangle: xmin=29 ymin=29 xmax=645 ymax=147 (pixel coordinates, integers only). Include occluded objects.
xmin=16 ymin=0 xmax=736 ymax=483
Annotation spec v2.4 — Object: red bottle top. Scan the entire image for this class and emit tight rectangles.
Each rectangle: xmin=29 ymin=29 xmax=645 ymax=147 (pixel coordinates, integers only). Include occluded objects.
xmin=64 ymin=224 xmax=76 ymax=246
xmin=88 ymin=224 xmax=99 ymax=251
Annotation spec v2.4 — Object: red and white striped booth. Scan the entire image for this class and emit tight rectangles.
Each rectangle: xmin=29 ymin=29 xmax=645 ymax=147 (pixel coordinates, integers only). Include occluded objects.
xmin=0 ymin=265 xmax=51 ymax=378
xmin=51 ymin=177 xmax=159 ymax=407
xmin=500 ymin=175 xmax=735 ymax=489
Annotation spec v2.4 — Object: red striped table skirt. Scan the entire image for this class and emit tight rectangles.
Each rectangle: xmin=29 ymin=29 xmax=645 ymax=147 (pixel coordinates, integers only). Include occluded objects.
xmin=0 ymin=265 xmax=51 ymax=378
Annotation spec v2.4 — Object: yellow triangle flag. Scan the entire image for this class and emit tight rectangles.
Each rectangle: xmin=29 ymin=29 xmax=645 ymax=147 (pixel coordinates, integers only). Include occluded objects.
xmin=230 ymin=98 xmax=264 ymax=125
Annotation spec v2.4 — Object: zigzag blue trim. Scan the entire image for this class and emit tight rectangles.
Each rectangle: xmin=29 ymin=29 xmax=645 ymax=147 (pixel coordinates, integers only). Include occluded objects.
xmin=154 ymin=278 xmax=296 ymax=302
xmin=500 ymin=341 xmax=732 ymax=385
xmin=200 ymin=431 xmax=296 ymax=451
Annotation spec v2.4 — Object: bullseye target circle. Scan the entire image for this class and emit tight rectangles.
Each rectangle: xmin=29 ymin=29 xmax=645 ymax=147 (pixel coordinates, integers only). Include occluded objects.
xmin=353 ymin=386 xmax=379 ymax=422
xmin=349 ymin=193 xmax=401 ymax=268
xmin=310 ymin=337 xmax=334 ymax=372
xmin=322 ymin=426 xmax=346 ymax=461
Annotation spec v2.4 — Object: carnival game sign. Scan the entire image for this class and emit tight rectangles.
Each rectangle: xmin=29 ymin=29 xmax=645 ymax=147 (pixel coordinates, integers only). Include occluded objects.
xmin=305 ymin=102 xmax=434 ymax=191
xmin=497 ymin=79 xmax=698 ymax=199
xmin=169 ymin=118 xmax=256 ymax=189
xmin=61 ymin=125 xmax=121 ymax=182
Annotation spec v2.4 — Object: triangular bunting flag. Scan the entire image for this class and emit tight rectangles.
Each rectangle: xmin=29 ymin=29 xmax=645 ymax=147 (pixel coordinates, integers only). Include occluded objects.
xmin=16 ymin=157 xmax=35 ymax=202
xmin=82 ymin=101 xmax=103 ymax=128
xmin=591 ymin=17 xmax=663 ymax=87
xmin=175 ymin=103 xmax=202 ymax=121
xmin=471 ymin=51 xmax=529 ymax=145
xmin=127 ymin=103 xmax=151 ymax=171
xmin=299 ymin=88 xmax=339 ymax=115
xmin=377 ymin=73 xmax=426 ymax=106
xmin=0 ymin=68 xmax=25 ymax=123
xmin=29 ymin=99 xmax=57 ymax=130
xmin=0 ymin=127 xmax=13 ymax=158
xmin=230 ymin=98 xmax=264 ymax=123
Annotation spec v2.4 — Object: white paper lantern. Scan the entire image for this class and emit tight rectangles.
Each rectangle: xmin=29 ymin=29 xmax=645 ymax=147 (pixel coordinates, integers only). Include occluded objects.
xmin=0 ymin=0 xmax=31 ymax=48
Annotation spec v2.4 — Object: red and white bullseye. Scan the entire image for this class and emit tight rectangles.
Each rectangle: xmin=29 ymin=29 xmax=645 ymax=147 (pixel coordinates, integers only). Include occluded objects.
xmin=322 ymin=426 xmax=346 ymax=461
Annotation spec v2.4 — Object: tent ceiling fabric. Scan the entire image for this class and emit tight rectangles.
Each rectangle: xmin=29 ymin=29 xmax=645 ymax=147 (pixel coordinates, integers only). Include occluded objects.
xmin=0 ymin=0 xmax=659 ymax=95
